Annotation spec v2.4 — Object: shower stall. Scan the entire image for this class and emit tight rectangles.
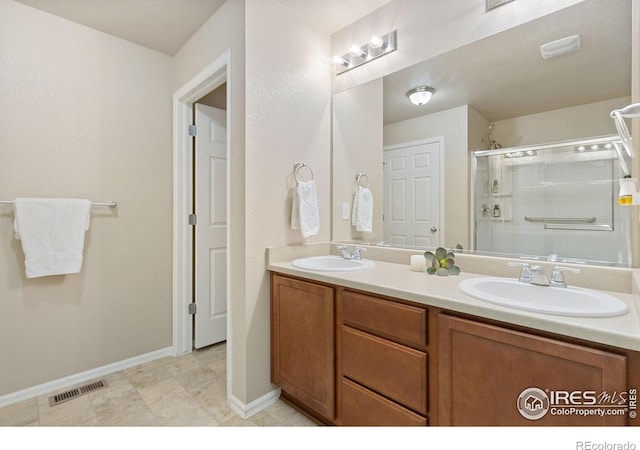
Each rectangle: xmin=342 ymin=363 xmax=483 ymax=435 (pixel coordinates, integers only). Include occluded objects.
xmin=471 ymin=135 xmax=631 ymax=266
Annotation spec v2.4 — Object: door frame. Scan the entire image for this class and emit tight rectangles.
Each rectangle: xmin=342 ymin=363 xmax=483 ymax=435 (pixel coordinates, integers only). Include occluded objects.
xmin=172 ymin=50 xmax=232 ymax=387
xmin=383 ymin=137 xmax=446 ymax=247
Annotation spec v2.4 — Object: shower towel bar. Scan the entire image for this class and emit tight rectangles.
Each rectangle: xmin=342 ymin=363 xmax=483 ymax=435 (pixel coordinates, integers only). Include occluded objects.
xmin=0 ymin=200 xmax=117 ymax=207
xmin=524 ymin=216 xmax=596 ymax=224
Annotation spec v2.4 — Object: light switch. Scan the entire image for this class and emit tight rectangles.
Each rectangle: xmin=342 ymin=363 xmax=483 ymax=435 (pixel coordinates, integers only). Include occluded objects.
xmin=342 ymin=203 xmax=350 ymax=220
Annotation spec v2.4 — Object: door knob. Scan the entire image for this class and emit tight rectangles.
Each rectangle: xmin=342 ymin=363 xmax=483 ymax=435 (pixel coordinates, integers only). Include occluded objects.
xmin=430 ymin=227 xmax=438 ymax=232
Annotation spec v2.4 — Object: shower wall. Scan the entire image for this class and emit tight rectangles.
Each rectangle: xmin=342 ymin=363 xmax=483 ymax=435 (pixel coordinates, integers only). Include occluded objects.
xmin=474 ymin=138 xmax=631 ymax=266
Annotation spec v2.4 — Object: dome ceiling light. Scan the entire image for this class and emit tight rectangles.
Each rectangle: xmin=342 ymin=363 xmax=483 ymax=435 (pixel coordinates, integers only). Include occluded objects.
xmin=407 ymin=86 xmax=435 ymax=106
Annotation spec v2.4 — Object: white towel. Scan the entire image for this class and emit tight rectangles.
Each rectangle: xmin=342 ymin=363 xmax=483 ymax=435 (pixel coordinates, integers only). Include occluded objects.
xmin=351 ymin=186 xmax=373 ymax=233
xmin=13 ymin=198 xmax=92 ymax=278
xmin=291 ymin=181 xmax=320 ymax=238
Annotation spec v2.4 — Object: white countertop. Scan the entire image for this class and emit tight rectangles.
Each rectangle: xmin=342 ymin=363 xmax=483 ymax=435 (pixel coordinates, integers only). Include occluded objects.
xmin=268 ymin=258 xmax=640 ymax=352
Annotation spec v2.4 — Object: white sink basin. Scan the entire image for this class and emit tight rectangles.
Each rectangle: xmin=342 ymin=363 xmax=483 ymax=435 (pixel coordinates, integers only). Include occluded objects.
xmin=458 ymin=277 xmax=628 ymax=318
xmin=291 ymin=256 xmax=375 ymax=272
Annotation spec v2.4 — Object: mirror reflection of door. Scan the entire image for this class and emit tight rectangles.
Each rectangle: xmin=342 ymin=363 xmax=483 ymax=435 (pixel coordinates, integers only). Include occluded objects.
xmin=383 ymin=138 xmax=442 ymax=247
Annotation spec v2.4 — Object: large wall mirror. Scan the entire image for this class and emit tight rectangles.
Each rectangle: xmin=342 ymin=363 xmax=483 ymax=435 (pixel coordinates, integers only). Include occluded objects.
xmin=332 ymin=0 xmax=633 ymax=266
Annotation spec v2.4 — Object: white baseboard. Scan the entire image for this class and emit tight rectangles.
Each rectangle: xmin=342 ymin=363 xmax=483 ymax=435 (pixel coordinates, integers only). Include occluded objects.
xmin=0 ymin=346 xmax=174 ymax=408
xmin=229 ymin=388 xmax=281 ymax=419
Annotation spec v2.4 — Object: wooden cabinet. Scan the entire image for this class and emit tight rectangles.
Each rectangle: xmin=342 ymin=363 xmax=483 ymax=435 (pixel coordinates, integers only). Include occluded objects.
xmin=271 ymin=274 xmax=335 ymax=422
xmin=338 ymin=290 xmax=429 ymax=425
xmin=271 ymin=271 xmax=636 ymax=427
xmin=438 ymin=314 xmax=628 ymax=426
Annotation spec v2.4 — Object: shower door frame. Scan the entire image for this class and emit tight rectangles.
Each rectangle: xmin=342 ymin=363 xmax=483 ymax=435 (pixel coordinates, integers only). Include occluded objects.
xmin=469 ymin=135 xmax=631 ymax=266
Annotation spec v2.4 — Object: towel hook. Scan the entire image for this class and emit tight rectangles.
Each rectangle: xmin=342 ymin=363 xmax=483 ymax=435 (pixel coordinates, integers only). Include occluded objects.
xmin=355 ymin=172 xmax=369 ymax=188
xmin=294 ymin=162 xmax=314 ymax=184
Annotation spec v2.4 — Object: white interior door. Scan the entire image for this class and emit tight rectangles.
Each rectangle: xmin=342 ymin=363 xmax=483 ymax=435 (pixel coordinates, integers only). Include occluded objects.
xmin=194 ymin=103 xmax=227 ymax=348
xmin=383 ymin=140 xmax=441 ymax=247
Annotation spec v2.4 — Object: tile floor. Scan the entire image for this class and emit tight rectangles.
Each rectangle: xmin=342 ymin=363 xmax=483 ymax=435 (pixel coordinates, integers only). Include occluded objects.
xmin=0 ymin=342 xmax=316 ymax=427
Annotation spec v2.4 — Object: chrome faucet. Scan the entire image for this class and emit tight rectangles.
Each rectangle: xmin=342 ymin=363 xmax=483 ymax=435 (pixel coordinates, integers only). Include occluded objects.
xmin=336 ymin=245 xmax=367 ymax=260
xmin=530 ymin=266 xmax=550 ymax=286
xmin=549 ymin=265 xmax=581 ymax=288
xmin=508 ymin=262 xmax=532 ymax=283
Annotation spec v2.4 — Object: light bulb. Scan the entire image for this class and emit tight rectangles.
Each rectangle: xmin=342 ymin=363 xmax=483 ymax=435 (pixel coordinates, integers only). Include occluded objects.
xmin=332 ymin=55 xmax=349 ymax=66
xmin=369 ymin=35 xmax=384 ymax=49
xmin=349 ymin=44 xmax=366 ymax=58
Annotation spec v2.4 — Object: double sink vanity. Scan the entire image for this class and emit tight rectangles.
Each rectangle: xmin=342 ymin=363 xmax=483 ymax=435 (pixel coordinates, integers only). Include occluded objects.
xmin=268 ymin=243 xmax=640 ymax=426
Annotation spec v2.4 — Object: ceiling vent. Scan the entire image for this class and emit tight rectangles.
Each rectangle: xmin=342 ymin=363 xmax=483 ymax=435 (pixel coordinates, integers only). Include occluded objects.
xmin=540 ymin=34 xmax=582 ymax=59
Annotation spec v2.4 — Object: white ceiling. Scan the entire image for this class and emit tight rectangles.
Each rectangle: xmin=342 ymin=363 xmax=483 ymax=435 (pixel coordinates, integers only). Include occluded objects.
xmin=13 ymin=0 xmax=392 ymax=55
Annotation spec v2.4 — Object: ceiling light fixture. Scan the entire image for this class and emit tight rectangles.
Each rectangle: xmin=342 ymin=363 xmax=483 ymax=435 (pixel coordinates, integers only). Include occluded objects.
xmin=333 ymin=30 xmax=397 ymax=75
xmin=407 ymin=86 xmax=435 ymax=106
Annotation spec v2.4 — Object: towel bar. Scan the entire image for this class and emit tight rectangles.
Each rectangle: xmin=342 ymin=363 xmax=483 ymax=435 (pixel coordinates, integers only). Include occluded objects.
xmin=293 ymin=162 xmax=314 ymax=184
xmin=355 ymin=172 xmax=369 ymax=188
xmin=524 ymin=216 xmax=596 ymax=224
xmin=0 ymin=200 xmax=117 ymax=207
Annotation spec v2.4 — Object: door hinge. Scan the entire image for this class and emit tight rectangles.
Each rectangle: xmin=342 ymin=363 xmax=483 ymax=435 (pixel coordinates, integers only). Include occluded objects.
xmin=188 ymin=303 xmax=197 ymax=315
xmin=188 ymin=214 xmax=197 ymax=225
xmin=188 ymin=125 xmax=197 ymax=136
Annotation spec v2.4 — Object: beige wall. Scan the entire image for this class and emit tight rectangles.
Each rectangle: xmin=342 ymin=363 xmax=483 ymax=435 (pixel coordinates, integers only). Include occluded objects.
xmin=244 ymin=0 xmax=331 ymax=401
xmin=171 ymin=0 xmax=249 ymax=403
xmin=491 ymin=97 xmax=632 ymax=148
xmin=0 ymin=0 xmax=173 ymax=395
xmin=333 ymin=79 xmax=384 ymax=243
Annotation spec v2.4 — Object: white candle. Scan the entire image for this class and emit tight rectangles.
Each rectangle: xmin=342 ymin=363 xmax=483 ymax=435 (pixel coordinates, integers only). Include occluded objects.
xmin=410 ymin=254 xmax=426 ymax=272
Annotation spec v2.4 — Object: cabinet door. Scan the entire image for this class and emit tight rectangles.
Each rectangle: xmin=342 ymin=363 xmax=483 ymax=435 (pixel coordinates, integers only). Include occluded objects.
xmin=439 ymin=315 xmax=627 ymax=426
xmin=271 ymin=275 xmax=335 ymax=420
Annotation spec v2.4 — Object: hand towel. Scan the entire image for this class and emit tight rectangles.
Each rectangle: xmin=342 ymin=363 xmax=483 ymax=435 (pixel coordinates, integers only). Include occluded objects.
xmin=291 ymin=181 xmax=320 ymax=238
xmin=351 ymin=186 xmax=373 ymax=233
xmin=13 ymin=198 xmax=92 ymax=278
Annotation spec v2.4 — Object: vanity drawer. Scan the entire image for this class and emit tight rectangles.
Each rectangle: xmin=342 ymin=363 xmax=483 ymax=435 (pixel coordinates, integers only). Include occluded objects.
xmin=341 ymin=378 xmax=427 ymax=426
xmin=340 ymin=290 xmax=427 ymax=348
xmin=341 ymin=326 xmax=428 ymax=415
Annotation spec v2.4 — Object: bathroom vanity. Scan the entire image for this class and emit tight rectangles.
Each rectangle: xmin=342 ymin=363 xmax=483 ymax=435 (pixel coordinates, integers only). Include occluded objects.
xmin=269 ymin=252 xmax=640 ymax=426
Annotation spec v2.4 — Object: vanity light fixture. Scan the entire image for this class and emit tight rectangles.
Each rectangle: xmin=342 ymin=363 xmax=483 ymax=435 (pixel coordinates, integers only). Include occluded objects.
xmin=407 ymin=86 xmax=435 ymax=106
xmin=333 ymin=30 xmax=397 ymax=75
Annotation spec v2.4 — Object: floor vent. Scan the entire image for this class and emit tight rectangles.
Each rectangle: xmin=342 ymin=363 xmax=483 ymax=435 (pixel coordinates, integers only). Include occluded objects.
xmin=48 ymin=379 xmax=108 ymax=407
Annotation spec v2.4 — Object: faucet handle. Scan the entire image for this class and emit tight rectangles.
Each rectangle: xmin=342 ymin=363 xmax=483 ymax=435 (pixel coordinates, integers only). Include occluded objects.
xmin=550 ymin=266 xmax=581 ymax=288
xmin=336 ymin=244 xmax=351 ymax=259
xmin=508 ymin=262 xmax=532 ymax=283
xmin=352 ymin=246 xmax=367 ymax=259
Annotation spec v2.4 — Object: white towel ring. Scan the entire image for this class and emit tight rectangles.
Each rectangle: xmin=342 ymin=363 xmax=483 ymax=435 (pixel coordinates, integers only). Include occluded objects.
xmin=355 ymin=172 xmax=369 ymax=188
xmin=294 ymin=162 xmax=314 ymax=183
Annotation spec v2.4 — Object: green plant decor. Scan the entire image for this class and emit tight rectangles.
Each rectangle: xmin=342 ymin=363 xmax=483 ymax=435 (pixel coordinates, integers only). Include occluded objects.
xmin=425 ymin=247 xmax=461 ymax=276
